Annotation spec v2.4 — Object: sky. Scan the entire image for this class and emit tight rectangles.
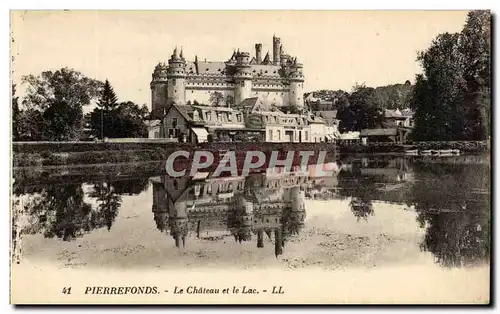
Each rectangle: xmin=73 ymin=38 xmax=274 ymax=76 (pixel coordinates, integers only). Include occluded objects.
xmin=11 ymin=10 xmax=469 ymax=110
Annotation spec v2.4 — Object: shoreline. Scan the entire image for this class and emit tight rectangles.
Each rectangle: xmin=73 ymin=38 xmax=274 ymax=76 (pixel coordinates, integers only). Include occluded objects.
xmin=12 ymin=141 xmax=489 ymax=168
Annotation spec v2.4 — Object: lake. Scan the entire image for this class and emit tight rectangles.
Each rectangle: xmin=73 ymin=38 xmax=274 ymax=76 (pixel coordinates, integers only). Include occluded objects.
xmin=11 ymin=155 xmax=490 ymax=272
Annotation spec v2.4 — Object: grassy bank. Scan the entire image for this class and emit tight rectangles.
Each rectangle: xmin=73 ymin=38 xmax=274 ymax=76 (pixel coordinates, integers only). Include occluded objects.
xmin=12 ymin=140 xmax=488 ymax=167
xmin=12 ymin=142 xmax=338 ymax=167
xmin=410 ymin=141 xmax=489 ymax=154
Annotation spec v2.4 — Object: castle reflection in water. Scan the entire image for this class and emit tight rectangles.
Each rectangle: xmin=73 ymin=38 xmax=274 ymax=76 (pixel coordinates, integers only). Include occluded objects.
xmin=11 ymin=155 xmax=490 ymax=268
xmin=149 ymin=158 xmax=415 ymax=256
xmin=150 ymin=165 xmax=334 ymax=257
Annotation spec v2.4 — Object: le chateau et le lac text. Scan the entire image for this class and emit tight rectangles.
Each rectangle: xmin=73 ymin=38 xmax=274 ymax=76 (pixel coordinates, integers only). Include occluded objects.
xmin=172 ymin=286 xmax=284 ymax=295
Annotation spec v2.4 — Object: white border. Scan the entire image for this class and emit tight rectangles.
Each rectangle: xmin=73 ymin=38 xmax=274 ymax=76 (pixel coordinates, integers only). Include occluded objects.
xmin=2 ymin=1 xmax=498 ymax=312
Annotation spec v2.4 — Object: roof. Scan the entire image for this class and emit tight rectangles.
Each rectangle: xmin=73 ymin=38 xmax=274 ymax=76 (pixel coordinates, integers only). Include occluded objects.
xmin=144 ymin=120 xmax=161 ymax=128
xmin=249 ymin=64 xmax=281 ymax=77
xmin=360 ymin=128 xmax=398 ymax=136
xmin=150 ymin=106 xmax=167 ymax=119
xmin=170 ymin=104 xmax=194 ymax=122
xmin=192 ymin=105 xmax=242 ymax=113
xmin=315 ymin=110 xmax=338 ymax=120
xmin=306 ymin=114 xmax=326 ymax=124
xmin=184 ymin=60 xmax=282 ymax=78
xmin=384 ymin=109 xmax=414 ymax=119
xmin=237 ymin=97 xmax=259 ymax=109
xmin=400 ymin=108 xmax=414 ymax=117
xmin=338 ymin=131 xmax=360 ymax=140
xmin=186 ymin=61 xmax=227 ymax=75
xmin=314 ymin=110 xmax=338 ymax=125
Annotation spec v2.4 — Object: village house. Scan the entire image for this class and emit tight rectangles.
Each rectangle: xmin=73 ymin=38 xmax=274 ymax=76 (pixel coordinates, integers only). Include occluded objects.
xmin=158 ymin=104 xmax=257 ymax=143
xmin=360 ymin=108 xmax=415 ymax=144
xmin=238 ymin=97 xmax=329 ymax=143
xmin=314 ymin=110 xmax=340 ymax=142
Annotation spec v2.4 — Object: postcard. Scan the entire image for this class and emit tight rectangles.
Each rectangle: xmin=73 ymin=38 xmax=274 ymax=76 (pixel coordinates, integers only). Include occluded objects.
xmin=10 ymin=10 xmax=491 ymax=304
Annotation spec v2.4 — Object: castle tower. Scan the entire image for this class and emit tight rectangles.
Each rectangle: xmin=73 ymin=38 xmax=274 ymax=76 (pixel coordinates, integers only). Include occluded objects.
xmin=233 ymin=51 xmax=253 ymax=106
xmin=274 ymin=228 xmax=283 ymax=257
xmin=273 ymin=35 xmax=281 ymax=65
xmin=169 ymin=200 xmax=188 ymax=248
xmin=288 ymin=186 xmax=306 ymax=235
xmin=288 ymin=58 xmax=305 ymax=110
xmin=167 ymin=47 xmax=187 ymax=105
xmin=230 ymin=195 xmax=254 ymax=242
xmin=150 ymin=62 xmax=169 ymax=113
xmin=257 ymin=229 xmax=264 ymax=248
xmin=255 ymin=43 xmax=262 ymax=64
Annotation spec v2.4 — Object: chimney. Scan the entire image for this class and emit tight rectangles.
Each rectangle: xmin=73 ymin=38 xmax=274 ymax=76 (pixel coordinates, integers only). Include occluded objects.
xmin=273 ymin=35 xmax=281 ymax=65
xmin=255 ymin=43 xmax=262 ymax=64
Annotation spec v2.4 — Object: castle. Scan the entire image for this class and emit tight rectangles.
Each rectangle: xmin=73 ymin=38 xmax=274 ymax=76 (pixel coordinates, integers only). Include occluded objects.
xmin=150 ymin=35 xmax=305 ymax=112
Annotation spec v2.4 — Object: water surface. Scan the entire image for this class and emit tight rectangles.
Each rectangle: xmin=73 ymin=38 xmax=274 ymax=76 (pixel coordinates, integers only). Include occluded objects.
xmin=12 ymin=156 xmax=491 ymax=271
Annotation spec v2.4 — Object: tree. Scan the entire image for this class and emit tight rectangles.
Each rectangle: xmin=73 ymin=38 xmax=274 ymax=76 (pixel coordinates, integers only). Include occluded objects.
xmin=97 ymin=79 xmax=118 ymax=110
xmin=20 ymin=67 xmax=103 ymax=141
xmin=91 ymin=100 xmax=148 ymax=139
xmin=16 ymin=108 xmax=44 ymax=141
xmin=374 ymin=83 xmax=414 ymax=109
xmin=460 ymin=10 xmax=491 ymax=140
xmin=209 ymin=91 xmax=225 ymax=106
xmin=410 ymin=10 xmax=491 ymax=141
xmin=140 ymin=104 xmax=150 ymax=120
xmin=91 ymin=79 xmax=118 ymax=139
xmin=225 ymin=95 xmax=235 ymax=107
xmin=115 ymin=101 xmax=149 ymax=138
xmin=338 ymin=84 xmax=384 ymax=132
xmin=43 ymin=100 xmax=84 ymax=141
xmin=12 ymin=84 xmax=20 ymax=141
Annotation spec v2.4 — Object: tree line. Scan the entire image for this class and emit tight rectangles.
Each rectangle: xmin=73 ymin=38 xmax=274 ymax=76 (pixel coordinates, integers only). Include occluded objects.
xmin=411 ymin=10 xmax=491 ymax=141
xmin=12 ymin=67 xmax=150 ymax=141
xmin=307 ymin=10 xmax=491 ymax=141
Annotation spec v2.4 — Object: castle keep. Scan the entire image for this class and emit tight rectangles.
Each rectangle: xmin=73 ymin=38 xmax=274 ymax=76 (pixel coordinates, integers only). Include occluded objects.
xmin=150 ymin=35 xmax=305 ymax=111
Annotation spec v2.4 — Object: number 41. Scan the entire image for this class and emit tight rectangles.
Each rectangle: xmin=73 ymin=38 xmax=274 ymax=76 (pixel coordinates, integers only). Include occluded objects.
xmin=62 ymin=287 xmax=72 ymax=294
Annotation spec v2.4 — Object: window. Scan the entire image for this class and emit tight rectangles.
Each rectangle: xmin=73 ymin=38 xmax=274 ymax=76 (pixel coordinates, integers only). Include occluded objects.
xmin=237 ymin=115 xmax=242 ymax=122
xmin=228 ymin=114 xmax=232 ymax=122
xmin=172 ymin=79 xmax=176 ymax=85
xmin=268 ymin=129 xmax=272 ymax=140
xmin=277 ymin=130 xmax=281 ymax=141
xmin=305 ymin=131 xmax=309 ymax=141
xmin=172 ymin=118 xmax=178 ymax=128
xmin=167 ymin=128 xmax=175 ymax=138
xmin=206 ymin=112 xmax=212 ymax=120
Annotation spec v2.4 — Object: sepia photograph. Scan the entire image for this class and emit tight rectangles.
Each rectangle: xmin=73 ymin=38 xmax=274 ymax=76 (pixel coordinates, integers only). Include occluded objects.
xmin=9 ymin=9 xmax=491 ymax=305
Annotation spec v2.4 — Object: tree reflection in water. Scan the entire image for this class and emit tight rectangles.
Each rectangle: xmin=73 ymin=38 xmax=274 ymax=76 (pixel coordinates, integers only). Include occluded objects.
xmin=88 ymin=180 xmax=122 ymax=231
xmin=13 ymin=184 xmax=95 ymax=241
xmin=409 ymin=162 xmax=491 ymax=267
xmin=12 ymin=177 xmax=151 ymax=242
xmin=336 ymin=163 xmax=378 ymax=222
